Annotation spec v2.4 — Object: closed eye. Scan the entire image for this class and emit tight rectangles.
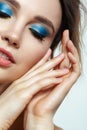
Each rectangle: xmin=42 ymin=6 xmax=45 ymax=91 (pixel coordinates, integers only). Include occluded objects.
xmin=29 ymin=24 xmax=50 ymax=41
xmin=0 ymin=2 xmax=14 ymax=19
xmin=29 ymin=28 xmax=46 ymax=41
xmin=0 ymin=11 xmax=11 ymax=18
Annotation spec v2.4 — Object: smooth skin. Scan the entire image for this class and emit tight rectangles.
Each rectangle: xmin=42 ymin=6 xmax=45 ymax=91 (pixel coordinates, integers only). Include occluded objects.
xmin=0 ymin=31 xmax=81 ymax=130
xmin=0 ymin=0 xmax=81 ymax=129
xmin=0 ymin=0 xmax=62 ymax=84
xmin=24 ymin=36 xmax=81 ymax=130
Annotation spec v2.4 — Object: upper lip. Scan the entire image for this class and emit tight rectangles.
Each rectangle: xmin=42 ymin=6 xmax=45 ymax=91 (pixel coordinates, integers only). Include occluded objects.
xmin=0 ymin=48 xmax=15 ymax=63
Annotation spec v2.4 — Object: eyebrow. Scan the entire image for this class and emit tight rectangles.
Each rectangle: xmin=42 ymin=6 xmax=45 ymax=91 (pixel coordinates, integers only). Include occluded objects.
xmin=34 ymin=16 xmax=55 ymax=33
xmin=5 ymin=0 xmax=20 ymax=9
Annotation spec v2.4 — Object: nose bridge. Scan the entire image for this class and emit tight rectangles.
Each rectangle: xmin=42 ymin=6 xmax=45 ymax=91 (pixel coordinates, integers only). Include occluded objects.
xmin=9 ymin=16 xmax=25 ymax=40
xmin=2 ymin=16 xmax=26 ymax=48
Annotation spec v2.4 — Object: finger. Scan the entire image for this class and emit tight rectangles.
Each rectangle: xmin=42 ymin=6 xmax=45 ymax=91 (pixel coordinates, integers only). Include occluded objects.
xmin=18 ymin=77 xmax=63 ymax=99
xmin=21 ymin=49 xmax=51 ymax=79
xmin=68 ymin=52 xmax=77 ymax=64
xmin=42 ymin=72 xmax=79 ymax=113
xmin=28 ymin=53 xmax=65 ymax=77
xmin=39 ymin=69 xmax=69 ymax=79
xmin=67 ymin=40 xmax=81 ymax=74
xmin=29 ymin=49 xmax=52 ymax=73
xmin=60 ymin=30 xmax=70 ymax=69
xmin=19 ymin=53 xmax=65 ymax=81
xmin=62 ymin=30 xmax=70 ymax=52
xmin=67 ymin=40 xmax=80 ymax=62
xmin=21 ymin=68 xmax=69 ymax=86
xmin=0 ymin=77 xmax=59 ymax=129
xmin=0 ymin=77 xmax=61 ymax=129
xmin=11 ymin=68 xmax=69 ymax=93
xmin=68 ymin=53 xmax=81 ymax=77
xmin=42 ymin=51 xmax=81 ymax=112
xmin=67 ymin=46 xmax=80 ymax=80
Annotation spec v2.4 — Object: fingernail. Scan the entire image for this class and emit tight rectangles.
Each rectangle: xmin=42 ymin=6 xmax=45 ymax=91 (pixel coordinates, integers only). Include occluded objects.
xmin=62 ymin=68 xmax=69 ymax=73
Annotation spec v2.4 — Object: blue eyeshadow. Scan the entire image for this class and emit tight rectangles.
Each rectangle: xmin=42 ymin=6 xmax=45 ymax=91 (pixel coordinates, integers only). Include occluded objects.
xmin=0 ymin=2 xmax=13 ymax=16
xmin=30 ymin=24 xmax=50 ymax=37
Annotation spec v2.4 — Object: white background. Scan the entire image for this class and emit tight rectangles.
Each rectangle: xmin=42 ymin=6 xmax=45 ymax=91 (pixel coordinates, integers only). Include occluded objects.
xmin=53 ymin=1 xmax=87 ymax=129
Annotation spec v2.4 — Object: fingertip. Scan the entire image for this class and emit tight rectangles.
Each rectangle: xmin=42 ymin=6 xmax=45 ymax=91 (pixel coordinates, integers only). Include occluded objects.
xmin=46 ymin=48 xmax=51 ymax=55
xmin=68 ymin=52 xmax=76 ymax=64
xmin=62 ymin=30 xmax=70 ymax=47
xmin=48 ymin=48 xmax=52 ymax=53
xmin=63 ymin=29 xmax=69 ymax=37
xmin=44 ymin=49 xmax=52 ymax=59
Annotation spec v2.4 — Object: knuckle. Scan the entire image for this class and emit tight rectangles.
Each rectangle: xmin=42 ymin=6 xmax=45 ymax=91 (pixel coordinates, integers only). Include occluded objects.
xmin=14 ymin=88 xmax=30 ymax=101
xmin=38 ymin=78 xmax=57 ymax=87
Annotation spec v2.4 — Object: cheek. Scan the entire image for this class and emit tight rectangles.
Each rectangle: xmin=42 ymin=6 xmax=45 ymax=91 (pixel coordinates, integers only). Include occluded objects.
xmin=15 ymin=41 xmax=51 ymax=78
xmin=0 ymin=17 xmax=15 ymax=31
xmin=21 ymin=45 xmax=48 ymax=68
xmin=0 ymin=48 xmax=47 ymax=83
xmin=19 ymin=35 xmax=52 ymax=69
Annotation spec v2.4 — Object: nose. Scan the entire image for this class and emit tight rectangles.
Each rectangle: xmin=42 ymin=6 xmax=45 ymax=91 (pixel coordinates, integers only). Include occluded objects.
xmin=1 ymin=30 xmax=21 ymax=48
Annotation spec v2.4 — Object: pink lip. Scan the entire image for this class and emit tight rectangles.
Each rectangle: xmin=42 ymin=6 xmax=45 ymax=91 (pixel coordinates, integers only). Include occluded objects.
xmin=0 ymin=48 xmax=15 ymax=63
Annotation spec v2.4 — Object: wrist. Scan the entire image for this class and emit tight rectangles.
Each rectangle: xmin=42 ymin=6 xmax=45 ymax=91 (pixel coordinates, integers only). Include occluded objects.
xmin=25 ymin=113 xmax=54 ymax=130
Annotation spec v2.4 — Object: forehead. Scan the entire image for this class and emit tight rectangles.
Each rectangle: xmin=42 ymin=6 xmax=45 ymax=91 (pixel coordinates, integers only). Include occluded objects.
xmin=17 ymin=0 xmax=62 ymax=31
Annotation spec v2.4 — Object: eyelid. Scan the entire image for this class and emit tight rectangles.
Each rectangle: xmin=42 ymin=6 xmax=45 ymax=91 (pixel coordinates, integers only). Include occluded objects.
xmin=29 ymin=24 xmax=50 ymax=37
xmin=0 ymin=2 xmax=14 ymax=16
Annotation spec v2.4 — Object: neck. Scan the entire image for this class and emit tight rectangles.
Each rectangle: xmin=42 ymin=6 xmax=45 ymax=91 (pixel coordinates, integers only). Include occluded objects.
xmin=0 ymin=83 xmax=11 ymax=95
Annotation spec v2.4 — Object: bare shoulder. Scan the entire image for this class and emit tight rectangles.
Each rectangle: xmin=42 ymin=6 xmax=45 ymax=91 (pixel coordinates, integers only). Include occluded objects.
xmin=54 ymin=125 xmax=63 ymax=130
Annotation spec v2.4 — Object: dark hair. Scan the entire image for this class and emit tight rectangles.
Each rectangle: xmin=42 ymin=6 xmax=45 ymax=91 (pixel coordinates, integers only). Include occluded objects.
xmin=51 ymin=0 xmax=81 ymax=57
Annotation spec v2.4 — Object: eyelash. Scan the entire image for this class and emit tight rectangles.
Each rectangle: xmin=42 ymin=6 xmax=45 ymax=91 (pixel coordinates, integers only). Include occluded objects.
xmin=0 ymin=11 xmax=11 ymax=18
xmin=0 ymin=11 xmax=46 ymax=41
xmin=29 ymin=28 xmax=45 ymax=41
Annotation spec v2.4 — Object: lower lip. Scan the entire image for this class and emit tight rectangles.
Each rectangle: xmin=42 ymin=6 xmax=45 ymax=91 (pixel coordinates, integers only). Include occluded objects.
xmin=0 ymin=57 xmax=12 ymax=67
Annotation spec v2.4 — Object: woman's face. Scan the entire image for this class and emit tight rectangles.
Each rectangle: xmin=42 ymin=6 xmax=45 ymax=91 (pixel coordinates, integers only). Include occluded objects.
xmin=0 ymin=0 xmax=62 ymax=83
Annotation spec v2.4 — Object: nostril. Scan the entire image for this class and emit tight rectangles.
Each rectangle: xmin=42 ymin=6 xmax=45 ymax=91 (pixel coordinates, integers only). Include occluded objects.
xmin=4 ymin=37 xmax=17 ymax=46
xmin=3 ymin=37 xmax=18 ymax=47
xmin=5 ymin=37 xmax=9 ymax=42
xmin=1 ymin=33 xmax=19 ymax=48
xmin=13 ymin=42 xmax=17 ymax=46
xmin=12 ymin=42 xmax=19 ymax=48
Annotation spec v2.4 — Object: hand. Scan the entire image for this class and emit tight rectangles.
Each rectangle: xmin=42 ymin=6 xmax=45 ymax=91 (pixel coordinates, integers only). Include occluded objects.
xmin=24 ymin=40 xmax=81 ymax=130
xmin=59 ymin=30 xmax=70 ymax=69
xmin=0 ymin=49 xmax=68 ymax=130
